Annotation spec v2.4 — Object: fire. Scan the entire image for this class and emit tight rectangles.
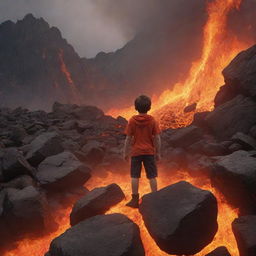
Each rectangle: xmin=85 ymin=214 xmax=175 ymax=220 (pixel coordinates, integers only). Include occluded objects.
xmin=107 ymin=0 xmax=252 ymax=129
xmin=3 ymin=168 xmax=239 ymax=256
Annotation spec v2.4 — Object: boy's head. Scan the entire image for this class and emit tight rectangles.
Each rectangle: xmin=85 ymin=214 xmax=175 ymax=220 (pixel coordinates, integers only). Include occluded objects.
xmin=134 ymin=95 xmax=151 ymax=113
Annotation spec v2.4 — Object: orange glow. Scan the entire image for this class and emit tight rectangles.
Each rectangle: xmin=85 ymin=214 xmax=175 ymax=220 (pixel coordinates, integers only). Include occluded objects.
xmin=107 ymin=0 xmax=252 ymax=129
xmin=58 ymin=49 xmax=81 ymax=103
xmin=3 ymin=168 xmax=239 ymax=256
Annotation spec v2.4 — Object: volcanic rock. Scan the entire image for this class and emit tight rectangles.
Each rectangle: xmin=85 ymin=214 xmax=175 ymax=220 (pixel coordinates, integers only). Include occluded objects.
xmin=1 ymin=147 xmax=35 ymax=181
xmin=205 ymin=95 xmax=256 ymax=139
xmin=26 ymin=131 xmax=64 ymax=166
xmin=232 ymin=132 xmax=256 ymax=150
xmin=139 ymin=181 xmax=218 ymax=255
xmin=223 ymin=44 xmax=256 ymax=98
xmin=205 ymin=246 xmax=231 ymax=256
xmin=0 ymin=175 xmax=35 ymax=190
xmin=70 ymin=183 xmax=125 ymax=226
xmin=232 ymin=215 xmax=256 ymax=256
xmin=211 ymin=150 xmax=256 ymax=214
xmin=2 ymin=186 xmax=48 ymax=237
xmin=184 ymin=102 xmax=197 ymax=113
xmin=36 ymin=151 xmax=91 ymax=192
xmin=214 ymin=84 xmax=237 ymax=107
xmin=46 ymin=213 xmax=145 ymax=256
xmin=163 ymin=125 xmax=203 ymax=148
xmin=72 ymin=105 xmax=104 ymax=120
xmin=192 ymin=111 xmax=210 ymax=128
xmin=228 ymin=142 xmax=243 ymax=153
xmin=81 ymin=140 xmax=105 ymax=166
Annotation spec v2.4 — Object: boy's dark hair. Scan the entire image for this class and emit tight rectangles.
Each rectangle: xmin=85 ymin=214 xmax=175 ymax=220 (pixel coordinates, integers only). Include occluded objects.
xmin=135 ymin=95 xmax=151 ymax=113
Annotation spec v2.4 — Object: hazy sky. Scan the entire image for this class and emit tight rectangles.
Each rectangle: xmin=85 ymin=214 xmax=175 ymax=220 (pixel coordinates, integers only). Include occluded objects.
xmin=0 ymin=0 xmax=139 ymax=58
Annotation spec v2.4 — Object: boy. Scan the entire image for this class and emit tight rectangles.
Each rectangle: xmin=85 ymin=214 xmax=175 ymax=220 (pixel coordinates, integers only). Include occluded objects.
xmin=123 ymin=95 xmax=161 ymax=208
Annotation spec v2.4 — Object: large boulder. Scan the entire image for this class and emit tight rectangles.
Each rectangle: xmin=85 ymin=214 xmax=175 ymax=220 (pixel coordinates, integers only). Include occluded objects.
xmin=36 ymin=151 xmax=91 ymax=192
xmin=205 ymin=246 xmax=231 ymax=256
xmin=223 ymin=44 xmax=256 ymax=98
xmin=211 ymin=150 xmax=256 ymax=214
xmin=231 ymin=132 xmax=256 ymax=150
xmin=46 ymin=214 xmax=145 ymax=256
xmin=2 ymin=186 xmax=48 ymax=237
xmin=162 ymin=125 xmax=203 ymax=148
xmin=26 ymin=131 xmax=64 ymax=166
xmin=0 ymin=148 xmax=35 ymax=181
xmin=70 ymin=183 xmax=125 ymax=226
xmin=205 ymin=95 xmax=256 ymax=139
xmin=232 ymin=215 xmax=256 ymax=256
xmin=72 ymin=105 xmax=104 ymax=120
xmin=139 ymin=181 xmax=218 ymax=255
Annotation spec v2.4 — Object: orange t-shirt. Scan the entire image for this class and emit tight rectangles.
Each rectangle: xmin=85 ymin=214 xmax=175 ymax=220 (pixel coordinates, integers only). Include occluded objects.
xmin=125 ymin=114 xmax=161 ymax=156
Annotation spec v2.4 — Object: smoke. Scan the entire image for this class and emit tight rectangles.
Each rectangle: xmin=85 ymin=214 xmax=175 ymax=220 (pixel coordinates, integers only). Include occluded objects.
xmin=0 ymin=0 xmax=210 ymax=58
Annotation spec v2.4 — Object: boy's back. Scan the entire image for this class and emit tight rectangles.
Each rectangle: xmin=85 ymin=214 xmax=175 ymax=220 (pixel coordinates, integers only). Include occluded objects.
xmin=125 ymin=114 xmax=160 ymax=156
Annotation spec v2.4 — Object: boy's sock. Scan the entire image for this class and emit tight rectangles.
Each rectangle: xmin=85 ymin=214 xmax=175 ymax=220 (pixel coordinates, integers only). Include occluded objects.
xmin=126 ymin=193 xmax=139 ymax=208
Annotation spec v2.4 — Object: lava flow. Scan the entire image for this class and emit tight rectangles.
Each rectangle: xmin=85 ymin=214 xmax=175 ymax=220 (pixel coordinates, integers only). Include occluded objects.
xmin=3 ymin=168 xmax=239 ymax=256
xmin=107 ymin=0 xmax=252 ymax=129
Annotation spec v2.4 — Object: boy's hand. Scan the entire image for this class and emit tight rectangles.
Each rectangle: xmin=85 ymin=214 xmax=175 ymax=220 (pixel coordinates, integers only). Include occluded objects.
xmin=155 ymin=153 xmax=161 ymax=162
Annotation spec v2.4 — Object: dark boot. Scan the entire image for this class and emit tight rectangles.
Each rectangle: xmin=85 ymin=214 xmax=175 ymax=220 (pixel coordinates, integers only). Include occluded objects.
xmin=126 ymin=194 xmax=139 ymax=208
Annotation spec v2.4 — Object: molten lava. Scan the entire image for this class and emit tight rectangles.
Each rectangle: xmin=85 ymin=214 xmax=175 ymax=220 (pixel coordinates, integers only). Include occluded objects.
xmin=107 ymin=0 xmax=252 ymax=129
xmin=3 ymin=168 xmax=239 ymax=256
xmin=58 ymin=49 xmax=81 ymax=104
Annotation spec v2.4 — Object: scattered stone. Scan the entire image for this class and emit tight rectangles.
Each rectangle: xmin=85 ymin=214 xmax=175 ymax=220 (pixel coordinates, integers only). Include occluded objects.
xmin=184 ymin=103 xmax=197 ymax=113
xmin=139 ymin=181 xmax=218 ymax=255
xmin=46 ymin=214 xmax=145 ymax=256
xmin=70 ymin=183 xmax=125 ymax=226
xmin=205 ymin=95 xmax=256 ymax=139
xmin=223 ymin=44 xmax=256 ymax=98
xmin=228 ymin=142 xmax=243 ymax=153
xmin=1 ymin=148 xmax=35 ymax=181
xmin=0 ymin=175 xmax=35 ymax=190
xmin=163 ymin=125 xmax=203 ymax=148
xmin=72 ymin=105 xmax=104 ymax=121
xmin=211 ymin=150 xmax=256 ymax=214
xmin=26 ymin=131 xmax=64 ymax=166
xmin=36 ymin=151 xmax=91 ymax=192
xmin=232 ymin=132 xmax=256 ymax=150
xmin=232 ymin=215 xmax=256 ymax=256
xmin=205 ymin=246 xmax=231 ymax=256
xmin=2 ymin=186 xmax=48 ymax=236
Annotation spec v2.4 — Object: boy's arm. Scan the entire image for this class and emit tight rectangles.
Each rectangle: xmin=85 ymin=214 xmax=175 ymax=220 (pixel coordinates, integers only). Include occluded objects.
xmin=123 ymin=135 xmax=132 ymax=161
xmin=154 ymin=134 xmax=161 ymax=161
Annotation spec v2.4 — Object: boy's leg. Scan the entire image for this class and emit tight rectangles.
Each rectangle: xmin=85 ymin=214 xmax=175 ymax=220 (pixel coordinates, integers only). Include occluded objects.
xmin=126 ymin=156 xmax=142 ymax=208
xmin=143 ymin=155 xmax=158 ymax=193
xmin=131 ymin=178 xmax=139 ymax=194
xmin=149 ymin=178 xmax=157 ymax=192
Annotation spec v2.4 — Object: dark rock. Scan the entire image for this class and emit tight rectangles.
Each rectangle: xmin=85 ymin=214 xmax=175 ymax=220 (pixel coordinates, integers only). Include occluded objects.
xmin=211 ymin=150 xmax=256 ymax=214
xmin=36 ymin=151 xmax=91 ymax=192
xmin=188 ymin=140 xmax=228 ymax=156
xmin=70 ymin=183 xmax=125 ymax=226
xmin=46 ymin=214 xmax=145 ymax=256
xmin=72 ymin=105 xmax=104 ymax=120
xmin=1 ymin=148 xmax=35 ymax=181
xmin=192 ymin=111 xmax=210 ymax=128
xmin=205 ymin=95 xmax=256 ymax=139
xmin=250 ymin=125 xmax=256 ymax=139
xmin=228 ymin=142 xmax=243 ymax=153
xmin=163 ymin=125 xmax=203 ymax=148
xmin=9 ymin=125 xmax=27 ymax=146
xmin=2 ymin=186 xmax=48 ymax=237
xmin=223 ymin=44 xmax=256 ymax=98
xmin=163 ymin=147 xmax=187 ymax=167
xmin=139 ymin=181 xmax=218 ymax=255
xmin=214 ymin=84 xmax=237 ymax=107
xmin=184 ymin=103 xmax=197 ymax=113
xmin=81 ymin=140 xmax=105 ymax=166
xmin=60 ymin=120 xmax=77 ymax=130
xmin=232 ymin=215 xmax=256 ymax=256
xmin=205 ymin=246 xmax=231 ymax=256
xmin=0 ymin=175 xmax=35 ymax=190
xmin=187 ymin=154 xmax=213 ymax=177
xmin=232 ymin=132 xmax=256 ymax=150
xmin=26 ymin=131 xmax=64 ymax=166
